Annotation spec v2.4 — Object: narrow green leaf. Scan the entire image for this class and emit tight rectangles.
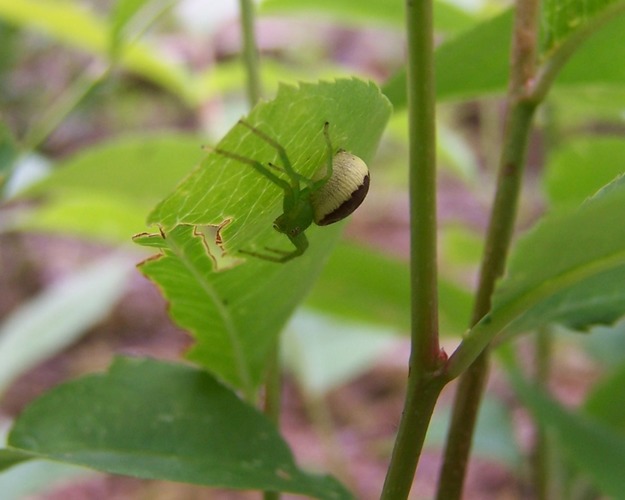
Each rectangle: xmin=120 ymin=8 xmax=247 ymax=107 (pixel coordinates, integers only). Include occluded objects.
xmin=0 ymin=0 xmax=196 ymax=103
xmin=109 ymin=0 xmax=151 ymax=55
xmin=7 ymin=357 xmax=352 ymax=499
xmin=467 ymin=176 xmax=625 ymax=346
xmin=261 ymin=0 xmax=405 ymax=26
xmin=0 ymin=256 xmax=132 ymax=395
xmin=260 ymin=0 xmax=475 ymax=34
xmin=508 ymin=362 xmax=625 ymax=498
xmin=135 ymin=80 xmax=391 ymax=395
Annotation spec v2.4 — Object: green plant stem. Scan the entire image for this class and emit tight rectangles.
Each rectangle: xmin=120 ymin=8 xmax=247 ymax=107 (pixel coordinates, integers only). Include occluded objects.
xmin=20 ymin=1 xmax=173 ymax=153
xmin=236 ymin=3 xmax=274 ymax=499
xmin=533 ymin=327 xmax=553 ymax=500
xmin=239 ymin=0 xmax=262 ymax=106
xmin=263 ymin=340 xmax=281 ymax=423
xmin=437 ymin=98 xmax=539 ymax=500
xmin=303 ymin=393 xmax=356 ymax=491
xmin=441 ymin=0 xmax=625 ymax=383
xmin=262 ymin=342 xmax=281 ymax=500
xmin=435 ymin=0 xmax=541 ymax=497
xmin=380 ymin=0 xmax=442 ymax=497
xmin=22 ymin=65 xmax=109 ymax=151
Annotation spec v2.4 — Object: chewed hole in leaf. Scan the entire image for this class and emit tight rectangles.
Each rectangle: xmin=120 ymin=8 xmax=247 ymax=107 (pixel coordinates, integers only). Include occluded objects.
xmin=193 ymin=219 xmax=243 ymax=271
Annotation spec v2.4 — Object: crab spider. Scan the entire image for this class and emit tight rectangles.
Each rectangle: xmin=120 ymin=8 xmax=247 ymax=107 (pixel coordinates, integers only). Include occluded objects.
xmin=214 ymin=120 xmax=369 ymax=263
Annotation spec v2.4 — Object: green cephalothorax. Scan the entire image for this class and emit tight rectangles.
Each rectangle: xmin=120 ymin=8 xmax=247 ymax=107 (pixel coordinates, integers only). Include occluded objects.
xmin=215 ymin=120 xmax=369 ymax=263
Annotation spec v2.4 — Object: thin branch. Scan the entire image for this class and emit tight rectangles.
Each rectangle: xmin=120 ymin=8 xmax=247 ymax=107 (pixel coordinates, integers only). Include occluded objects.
xmin=435 ymin=0 xmax=541 ymax=497
xmin=239 ymin=0 xmax=263 ymax=106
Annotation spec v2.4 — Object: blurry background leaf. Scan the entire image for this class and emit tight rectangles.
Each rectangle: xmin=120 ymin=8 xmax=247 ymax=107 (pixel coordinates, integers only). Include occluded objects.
xmin=0 ymin=255 xmax=133 ymax=395
xmin=504 ymin=352 xmax=625 ymax=499
xmin=384 ymin=6 xmax=625 ymax=108
xmin=425 ymin=397 xmax=521 ymax=469
xmin=584 ymin=362 xmax=625 ymax=431
xmin=282 ymin=311 xmax=398 ymax=396
xmin=260 ymin=0 xmax=476 ymax=34
xmin=13 ymin=134 xmax=203 ymax=243
xmin=109 ymin=0 xmax=152 ymax=55
xmin=544 ymin=138 xmax=625 ymax=211
xmin=0 ymin=0 xmax=196 ymax=103
xmin=306 ymin=243 xmax=472 ymax=336
xmin=540 ymin=0 xmax=621 ymax=53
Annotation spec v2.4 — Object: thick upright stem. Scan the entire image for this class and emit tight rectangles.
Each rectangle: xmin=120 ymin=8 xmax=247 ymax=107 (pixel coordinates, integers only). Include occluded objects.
xmin=436 ymin=1 xmax=541 ymax=497
xmin=380 ymin=0 xmax=442 ymax=497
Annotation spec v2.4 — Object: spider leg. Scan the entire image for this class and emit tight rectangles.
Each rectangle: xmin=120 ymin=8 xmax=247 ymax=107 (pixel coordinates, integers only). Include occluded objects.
xmin=213 ymin=147 xmax=292 ymax=193
xmin=239 ymin=232 xmax=308 ymax=264
xmin=237 ymin=120 xmax=303 ymax=185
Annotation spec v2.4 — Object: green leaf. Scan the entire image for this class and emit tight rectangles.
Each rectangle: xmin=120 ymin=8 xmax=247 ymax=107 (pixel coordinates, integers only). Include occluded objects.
xmin=0 ymin=256 xmax=133 ymax=395
xmin=555 ymin=10 xmax=625 ymax=87
xmin=382 ymin=9 xmax=513 ymax=106
xmin=136 ymin=224 xmax=341 ymax=396
xmin=148 ymin=80 xmax=390 ymax=236
xmin=109 ymin=0 xmax=151 ymax=56
xmin=384 ymin=5 xmax=625 ymax=107
xmin=7 ymin=357 xmax=352 ymax=499
xmin=544 ymin=138 xmax=625 ymax=210
xmin=467 ymin=175 xmax=625 ymax=346
xmin=136 ymin=80 xmax=391 ymax=396
xmin=540 ymin=0 xmax=621 ymax=53
xmin=506 ymin=359 xmax=625 ymax=498
xmin=15 ymin=134 xmax=202 ymax=242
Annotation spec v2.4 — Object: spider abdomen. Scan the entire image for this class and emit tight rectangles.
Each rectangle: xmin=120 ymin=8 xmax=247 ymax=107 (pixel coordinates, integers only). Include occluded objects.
xmin=311 ymin=151 xmax=370 ymax=226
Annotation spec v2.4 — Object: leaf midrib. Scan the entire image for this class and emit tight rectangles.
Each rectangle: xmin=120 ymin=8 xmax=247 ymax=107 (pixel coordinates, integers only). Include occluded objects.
xmin=167 ymin=234 xmax=253 ymax=399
